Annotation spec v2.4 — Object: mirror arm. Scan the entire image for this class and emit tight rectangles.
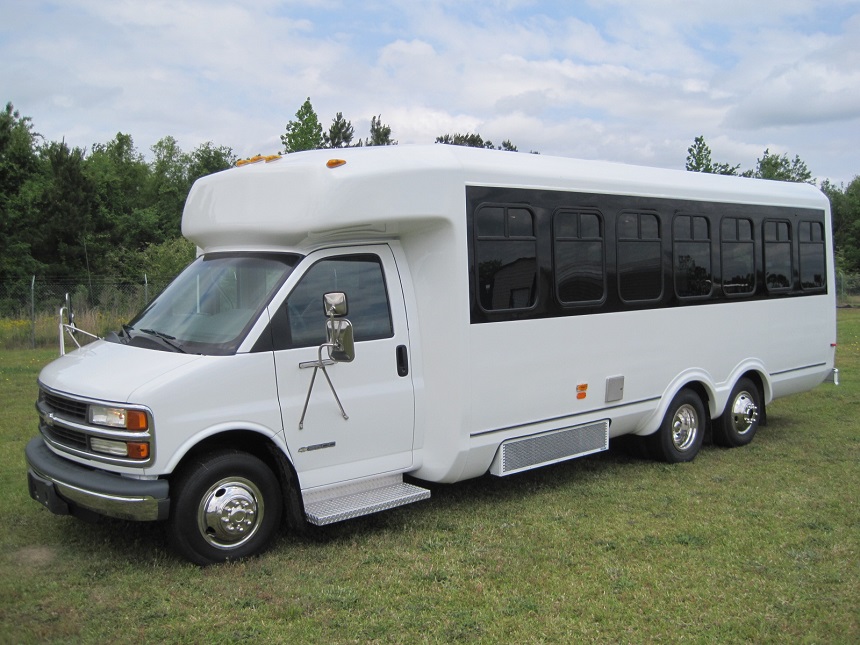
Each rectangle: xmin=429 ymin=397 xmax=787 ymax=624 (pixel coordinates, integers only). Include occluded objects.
xmin=298 ymin=342 xmax=350 ymax=430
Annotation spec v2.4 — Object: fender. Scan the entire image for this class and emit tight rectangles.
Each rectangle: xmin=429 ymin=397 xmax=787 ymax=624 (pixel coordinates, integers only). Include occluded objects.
xmin=634 ymin=368 xmax=717 ymax=437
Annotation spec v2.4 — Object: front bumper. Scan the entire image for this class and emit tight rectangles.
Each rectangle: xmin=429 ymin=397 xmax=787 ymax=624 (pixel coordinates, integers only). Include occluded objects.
xmin=25 ymin=438 xmax=170 ymax=522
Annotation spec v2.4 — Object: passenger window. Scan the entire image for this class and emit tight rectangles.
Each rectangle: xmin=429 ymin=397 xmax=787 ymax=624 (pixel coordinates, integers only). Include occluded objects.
xmin=475 ymin=204 xmax=538 ymax=311
xmin=285 ymin=255 xmax=393 ymax=348
xmin=764 ymin=220 xmax=792 ymax=292
xmin=721 ymin=217 xmax=755 ymax=296
xmin=673 ymin=214 xmax=712 ymax=298
xmin=617 ymin=211 xmax=662 ymax=302
xmin=553 ymin=209 xmax=605 ymax=305
xmin=799 ymin=221 xmax=826 ymax=290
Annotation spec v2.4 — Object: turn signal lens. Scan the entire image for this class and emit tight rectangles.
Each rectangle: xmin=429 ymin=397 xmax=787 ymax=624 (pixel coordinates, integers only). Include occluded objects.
xmin=126 ymin=410 xmax=148 ymax=431
xmin=326 ymin=158 xmax=347 ymax=168
xmin=126 ymin=442 xmax=150 ymax=460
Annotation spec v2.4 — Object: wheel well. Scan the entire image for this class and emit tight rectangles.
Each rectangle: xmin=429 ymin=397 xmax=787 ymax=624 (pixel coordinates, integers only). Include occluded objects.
xmin=684 ymin=381 xmax=712 ymax=433
xmin=175 ymin=431 xmax=305 ymax=528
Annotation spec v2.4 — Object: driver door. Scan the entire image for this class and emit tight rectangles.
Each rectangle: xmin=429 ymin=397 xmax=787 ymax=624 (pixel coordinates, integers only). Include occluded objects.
xmin=272 ymin=245 xmax=415 ymax=489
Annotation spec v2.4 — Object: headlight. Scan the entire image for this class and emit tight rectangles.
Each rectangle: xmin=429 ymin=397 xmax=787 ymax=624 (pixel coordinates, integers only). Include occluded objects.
xmin=88 ymin=405 xmax=148 ymax=431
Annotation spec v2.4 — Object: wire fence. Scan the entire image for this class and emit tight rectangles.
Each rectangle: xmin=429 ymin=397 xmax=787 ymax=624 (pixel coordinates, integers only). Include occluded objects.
xmin=1 ymin=275 xmax=175 ymax=350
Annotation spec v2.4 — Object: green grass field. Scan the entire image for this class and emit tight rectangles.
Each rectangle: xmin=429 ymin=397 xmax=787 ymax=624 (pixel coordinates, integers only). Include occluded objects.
xmin=1 ymin=311 xmax=858 ymax=643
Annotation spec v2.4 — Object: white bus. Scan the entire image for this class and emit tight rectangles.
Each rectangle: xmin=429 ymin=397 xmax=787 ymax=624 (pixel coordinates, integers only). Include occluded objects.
xmin=26 ymin=145 xmax=838 ymax=564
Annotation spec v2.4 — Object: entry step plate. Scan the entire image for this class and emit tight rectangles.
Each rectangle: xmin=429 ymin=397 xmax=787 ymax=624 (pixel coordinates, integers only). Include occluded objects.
xmin=303 ymin=474 xmax=431 ymax=526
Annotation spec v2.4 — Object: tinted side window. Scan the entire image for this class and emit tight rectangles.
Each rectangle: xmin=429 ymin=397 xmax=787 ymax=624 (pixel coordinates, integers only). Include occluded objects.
xmin=673 ymin=214 xmax=712 ymax=298
xmin=764 ymin=220 xmax=792 ymax=292
xmin=617 ymin=212 xmax=662 ymax=302
xmin=799 ymin=221 xmax=826 ymax=290
xmin=475 ymin=205 xmax=537 ymax=311
xmin=553 ymin=209 xmax=605 ymax=305
xmin=720 ymin=217 xmax=755 ymax=296
xmin=286 ymin=255 xmax=393 ymax=348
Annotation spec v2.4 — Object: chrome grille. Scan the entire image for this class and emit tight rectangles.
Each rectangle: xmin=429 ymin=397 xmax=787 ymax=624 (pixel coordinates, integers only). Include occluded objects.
xmin=42 ymin=424 xmax=88 ymax=449
xmin=36 ymin=387 xmax=154 ymax=467
xmin=41 ymin=390 xmax=87 ymax=422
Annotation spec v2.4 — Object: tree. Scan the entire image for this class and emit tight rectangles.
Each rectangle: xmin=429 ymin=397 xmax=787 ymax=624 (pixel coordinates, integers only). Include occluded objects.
xmin=365 ymin=115 xmax=396 ymax=146
xmin=281 ymin=98 xmax=324 ymax=153
xmin=685 ymin=136 xmax=814 ymax=184
xmin=685 ymin=136 xmax=739 ymax=175
xmin=823 ymin=176 xmax=860 ymax=274
xmin=187 ymin=141 xmax=235 ymax=180
xmin=30 ymin=140 xmax=99 ymax=278
xmin=0 ymin=102 xmax=42 ymax=283
xmin=742 ymin=148 xmax=813 ymax=184
xmin=85 ymin=133 xmax=153 ymax=251
xmin=435 ymin=133 xmax=518 ymax=151
xmin=323 ymin=112 xmax=355 ymax=149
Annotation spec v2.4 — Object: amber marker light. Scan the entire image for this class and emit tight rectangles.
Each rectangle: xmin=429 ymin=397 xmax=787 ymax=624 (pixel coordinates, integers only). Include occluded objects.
xmin=126 ymin=410 xmax=148 ymax=431
xmin=327 ymin=158 xmax=347 ymax=168
xmin=127 ymin=442 xmax=150 ymax=460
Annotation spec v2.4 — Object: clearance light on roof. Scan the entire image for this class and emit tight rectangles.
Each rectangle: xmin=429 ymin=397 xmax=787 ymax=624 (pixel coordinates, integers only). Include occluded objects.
xmin=236 ymin=154 xmax=281 ymax=167
xmin=327 ymin=159 xmax=347 ymax=168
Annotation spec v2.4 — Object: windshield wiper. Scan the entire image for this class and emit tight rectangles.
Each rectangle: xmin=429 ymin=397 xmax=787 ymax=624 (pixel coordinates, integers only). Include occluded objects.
xmin=139 ymin=328 xmax=187 ymax=353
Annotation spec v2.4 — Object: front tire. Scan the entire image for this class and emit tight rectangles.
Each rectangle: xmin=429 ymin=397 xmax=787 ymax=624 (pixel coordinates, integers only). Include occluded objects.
xmin=649 ymin=389 xmax=706 ymax=463
xmin=168 ymin=450 xmax=283 ymax=565
xmin=714 ymin=377 xmax=761 ymax=448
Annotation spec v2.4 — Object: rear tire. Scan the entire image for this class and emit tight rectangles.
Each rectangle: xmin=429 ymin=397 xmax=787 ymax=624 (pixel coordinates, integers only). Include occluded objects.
xmin=649 ymin=389 xmax=705 ymax=463
xmin=714 ymin=377 xmax=761 ymax=448
xmin=168 ymin=450 xmax=283 ymax=565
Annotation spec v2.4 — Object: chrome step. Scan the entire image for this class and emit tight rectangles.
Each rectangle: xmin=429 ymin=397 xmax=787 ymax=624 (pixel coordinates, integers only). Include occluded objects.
xmin=303 ymin=473 xmax=431 ymax=526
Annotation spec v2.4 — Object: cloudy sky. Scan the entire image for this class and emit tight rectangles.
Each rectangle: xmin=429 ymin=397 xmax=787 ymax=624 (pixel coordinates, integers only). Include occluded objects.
xmin=2 ymin=0 xmax=859 ymax=185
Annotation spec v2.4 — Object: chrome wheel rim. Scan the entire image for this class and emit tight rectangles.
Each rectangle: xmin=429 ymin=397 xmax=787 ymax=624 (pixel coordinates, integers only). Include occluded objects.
xmin=672 ymin=404 xmax=699 ymax=451
xmin=730 ymin=391 xmax=759 ymax=436
xmin=197 ymin=477 xmax=264 ymax=550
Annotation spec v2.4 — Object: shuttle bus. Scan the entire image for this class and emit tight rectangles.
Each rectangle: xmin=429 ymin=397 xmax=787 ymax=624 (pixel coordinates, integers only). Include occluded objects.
xmin=26 ymin=145 xmax=838 ymax=564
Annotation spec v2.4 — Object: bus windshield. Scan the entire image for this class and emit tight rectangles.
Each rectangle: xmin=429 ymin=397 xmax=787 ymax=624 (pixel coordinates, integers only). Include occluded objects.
xmin=119 ymin=253 xmax=300 ymax=355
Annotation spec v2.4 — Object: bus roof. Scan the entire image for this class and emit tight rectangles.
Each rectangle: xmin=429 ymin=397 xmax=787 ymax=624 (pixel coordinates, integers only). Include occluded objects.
xmin=182 ymin=144 xmax=828 ymax=252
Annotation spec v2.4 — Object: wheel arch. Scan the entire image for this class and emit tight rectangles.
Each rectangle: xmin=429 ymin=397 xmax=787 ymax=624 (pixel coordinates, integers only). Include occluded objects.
xmin=635 ymin=371 xmax=716 ymax=437
xmin=169 ymin=429 xmax=306 ymax=531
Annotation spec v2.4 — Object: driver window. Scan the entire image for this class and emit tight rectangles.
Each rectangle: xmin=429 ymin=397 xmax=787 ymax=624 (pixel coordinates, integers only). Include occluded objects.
xmin=285 ymin=255 xmax=393 ymax=348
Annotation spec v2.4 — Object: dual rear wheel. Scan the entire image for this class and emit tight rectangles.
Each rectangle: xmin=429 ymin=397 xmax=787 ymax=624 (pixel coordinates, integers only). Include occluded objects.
xmin=648 ymin=377 xmax=762 ymax=463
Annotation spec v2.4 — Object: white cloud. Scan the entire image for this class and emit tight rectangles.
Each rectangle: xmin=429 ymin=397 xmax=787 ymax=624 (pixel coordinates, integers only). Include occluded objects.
xmin=1 ymin=0 xmax=858 ymax=183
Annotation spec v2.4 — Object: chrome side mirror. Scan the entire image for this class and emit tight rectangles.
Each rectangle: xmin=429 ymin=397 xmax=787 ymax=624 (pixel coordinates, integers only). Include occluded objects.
xmin=323 ymin=292 xmax=354 ymax=363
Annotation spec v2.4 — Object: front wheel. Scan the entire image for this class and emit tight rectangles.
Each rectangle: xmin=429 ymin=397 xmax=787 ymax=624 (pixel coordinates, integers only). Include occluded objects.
xmin=168 ymin=450 xmax=283 ymax=565
xmin=649 ymin=389 xmax=706 ymax=463
xmin=714 ymin=377 xmax=761 ymax=448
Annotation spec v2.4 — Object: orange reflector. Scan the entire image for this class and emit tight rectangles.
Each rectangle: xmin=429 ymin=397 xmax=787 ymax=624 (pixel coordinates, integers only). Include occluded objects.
xmin=236 ymin=154 xmax=266 ymax=167
xmin=577 ymin=392 xmax=587 ymax=400
xmin=126 ymin=410 xmax=148 ymax=431
xmin=576 ymin=384 xmax=588 ymax=392
xmin=127 ymin=442 xmax=150 ymax=460
xmin=326 ymin=159 xmax=347 ymax=168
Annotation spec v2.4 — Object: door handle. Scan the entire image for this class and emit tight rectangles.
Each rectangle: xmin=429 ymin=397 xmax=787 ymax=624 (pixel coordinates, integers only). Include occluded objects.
xmin=396 ymin=345 xmax=409 ymax=377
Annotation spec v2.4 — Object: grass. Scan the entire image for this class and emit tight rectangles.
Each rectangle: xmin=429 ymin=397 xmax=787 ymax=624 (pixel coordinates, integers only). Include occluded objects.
xmin=1 ymin=311 xmax=858 ymax=643
xmin=0 ymin=307 xmax=135 ymax=350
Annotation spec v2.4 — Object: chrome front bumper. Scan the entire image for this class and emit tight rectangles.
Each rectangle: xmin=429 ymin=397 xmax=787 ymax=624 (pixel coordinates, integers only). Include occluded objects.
xmin=25 ymin=438 xmax=170 ymax=522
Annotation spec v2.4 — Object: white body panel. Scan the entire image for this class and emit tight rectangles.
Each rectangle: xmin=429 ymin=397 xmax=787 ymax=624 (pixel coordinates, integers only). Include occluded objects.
xmin=37 ymin=145 xmax=836 ymax=495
